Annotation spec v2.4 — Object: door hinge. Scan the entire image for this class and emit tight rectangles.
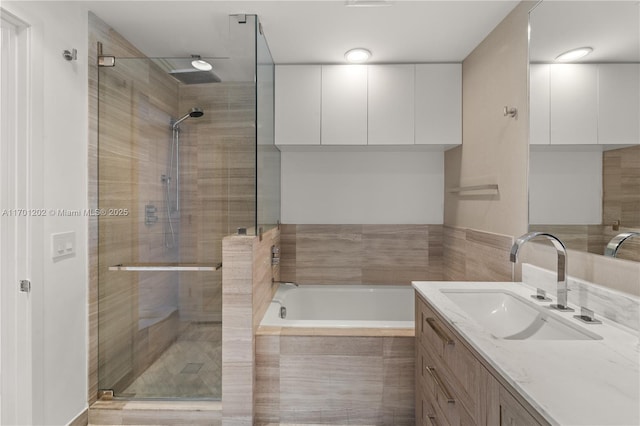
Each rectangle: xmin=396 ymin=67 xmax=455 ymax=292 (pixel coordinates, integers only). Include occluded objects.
xmin=19 ymin=280 xmax=31 ymax=293
xmin=98 ymin=389 xmax=114 ymax=400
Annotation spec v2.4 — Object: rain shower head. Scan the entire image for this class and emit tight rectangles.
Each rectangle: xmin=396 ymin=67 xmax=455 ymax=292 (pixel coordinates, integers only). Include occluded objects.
xmin=172 ymin=107 xmax=204 ymax=129
xmin=169 ymin=68 xmax=222 ymax=85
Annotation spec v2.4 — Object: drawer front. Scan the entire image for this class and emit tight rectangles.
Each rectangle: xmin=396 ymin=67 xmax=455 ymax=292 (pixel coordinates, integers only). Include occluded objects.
xmin=420 ymin=341 xmax=476 ymax=426
xmin=417 ymin=296 xmax=455 ymax=359
xmin=418 ymin=296 xmax=483 ymax=421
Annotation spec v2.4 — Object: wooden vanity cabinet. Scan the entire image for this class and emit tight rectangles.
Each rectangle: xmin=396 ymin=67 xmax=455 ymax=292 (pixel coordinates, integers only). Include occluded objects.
xmin=416 ymin=294 xmax=549 ymax=426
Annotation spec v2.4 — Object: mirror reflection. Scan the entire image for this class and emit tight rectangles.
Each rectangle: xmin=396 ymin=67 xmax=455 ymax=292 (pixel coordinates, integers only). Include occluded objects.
xmin=528 ymin=0 xmax=640 ymax=262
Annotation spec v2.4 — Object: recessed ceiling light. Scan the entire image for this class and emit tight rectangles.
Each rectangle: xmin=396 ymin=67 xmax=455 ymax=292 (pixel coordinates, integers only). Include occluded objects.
xmin=191 ymin=55 xmax=212 ymax=71
xmin=345 ymin=48 xmax=371 ymax=63
xmin=555 ymin=47 xmax=593 ymax=62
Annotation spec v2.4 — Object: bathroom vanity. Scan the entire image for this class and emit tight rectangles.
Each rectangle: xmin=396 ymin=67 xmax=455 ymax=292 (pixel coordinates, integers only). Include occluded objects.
xmin=413 ymin=281 xmax=640 ymax=426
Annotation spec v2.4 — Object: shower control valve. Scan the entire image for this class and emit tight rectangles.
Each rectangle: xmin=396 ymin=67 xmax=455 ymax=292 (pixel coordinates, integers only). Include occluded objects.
xmin=271 ymin=245 xmax=280 ymax=266
xmin=145 ymin=204 xmax=159 ymax=226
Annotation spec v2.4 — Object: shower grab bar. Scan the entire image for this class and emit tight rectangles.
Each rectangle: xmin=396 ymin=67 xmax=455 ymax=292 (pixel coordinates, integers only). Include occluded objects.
xmin=109 ymin=262 xmax=222 ymax=272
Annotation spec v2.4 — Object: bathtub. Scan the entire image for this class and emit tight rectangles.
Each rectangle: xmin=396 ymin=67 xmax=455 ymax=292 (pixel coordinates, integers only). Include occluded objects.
xmin=256 ymin=284 xmax=416 ymax=424
xmin=260 ymin=284 xmax=414 ymax=329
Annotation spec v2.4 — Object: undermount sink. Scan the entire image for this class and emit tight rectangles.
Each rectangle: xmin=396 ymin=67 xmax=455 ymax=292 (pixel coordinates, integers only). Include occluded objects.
xmin=441 ymin=290 xmax=602 ymax=341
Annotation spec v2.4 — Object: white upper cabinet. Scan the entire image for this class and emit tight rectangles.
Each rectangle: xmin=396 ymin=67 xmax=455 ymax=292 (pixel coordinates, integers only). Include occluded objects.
xmin=530 ymin=64 xmax=640 ymax=146
xmin=367 ymin=65 xmax=415 ymax=145
xmin=275 ymin=65 xmax=321 ymax=145
xmin=549 ymin=64 xmax=598 ymax=145
xmin=321 ymin=65 xmax=368 ymax=145
xmin=415 ymin=64 xmax=462 ymax=145
xmin=529 ymin=64 xmax=550 ymax=145
xmin=598 ymin=64 xmax=640 ymax=145
xmin=275 ymin=63 xmax=462 ymax=148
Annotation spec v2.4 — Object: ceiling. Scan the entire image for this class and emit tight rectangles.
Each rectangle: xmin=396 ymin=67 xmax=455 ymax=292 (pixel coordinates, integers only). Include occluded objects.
xmin=530 ymin=1 xmax=640 ymax=63
xmin=85 ymin=0 xmax=520 ymax=64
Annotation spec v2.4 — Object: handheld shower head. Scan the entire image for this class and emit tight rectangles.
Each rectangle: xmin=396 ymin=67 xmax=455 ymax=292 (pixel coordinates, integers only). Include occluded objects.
xmin=189 ymin=107 xmax=204 ymax=118
xmin=172 ymin=107 xmax=204 ymax=129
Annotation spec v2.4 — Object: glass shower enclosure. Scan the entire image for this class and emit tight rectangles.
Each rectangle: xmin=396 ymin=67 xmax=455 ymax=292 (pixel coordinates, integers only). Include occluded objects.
xmin=97 ymin=15 xmax=277 ymax=400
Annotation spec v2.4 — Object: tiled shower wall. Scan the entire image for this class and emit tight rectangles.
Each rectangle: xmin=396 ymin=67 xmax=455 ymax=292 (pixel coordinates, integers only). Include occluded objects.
xmin=178 ymin=82 xmax=256 ymax=322
xmin=279 ymin=224 xmax=444 ymax=285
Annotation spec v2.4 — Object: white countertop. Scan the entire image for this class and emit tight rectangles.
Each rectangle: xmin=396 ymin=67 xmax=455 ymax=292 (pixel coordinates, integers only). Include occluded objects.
xmin=412 ymin=281 xmax=640 ymax=426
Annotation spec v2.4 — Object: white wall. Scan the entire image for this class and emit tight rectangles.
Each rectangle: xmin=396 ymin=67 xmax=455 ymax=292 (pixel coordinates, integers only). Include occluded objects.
xmin=281 ymin=150 xmax=444 ymax=224
xmin=2 ymin=1 xmax=88 ymax=424
xmin=529 ymin=149 xmax=602 ymax=225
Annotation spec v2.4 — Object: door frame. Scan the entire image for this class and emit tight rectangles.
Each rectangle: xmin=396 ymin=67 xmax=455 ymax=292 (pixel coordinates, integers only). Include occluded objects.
xmin=0 ymin=8 xmax=38 ymax=425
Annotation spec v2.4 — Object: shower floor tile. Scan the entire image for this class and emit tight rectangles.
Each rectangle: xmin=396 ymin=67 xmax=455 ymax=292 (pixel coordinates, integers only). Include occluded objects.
xmin=180 ymin=363 xmax=204 ymax=374
xmin=123 ymin=322 xmax=221 ymax=399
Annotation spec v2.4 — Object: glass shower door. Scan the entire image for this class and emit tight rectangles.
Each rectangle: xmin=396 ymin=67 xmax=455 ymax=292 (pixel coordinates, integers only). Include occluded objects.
xmin=97 ymin=55 xmax=257 ymax=399
xmin=96 ymin=14 xmax=278 ymax=400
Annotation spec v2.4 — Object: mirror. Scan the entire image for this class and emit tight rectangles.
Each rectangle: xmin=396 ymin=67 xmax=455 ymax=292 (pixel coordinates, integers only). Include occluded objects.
xmin=528 ymin=0 xmax=640 ymax=262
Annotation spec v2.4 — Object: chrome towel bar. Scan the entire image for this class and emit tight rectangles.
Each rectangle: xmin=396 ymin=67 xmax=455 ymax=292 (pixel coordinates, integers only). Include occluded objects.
xmin=109 ymin=262 xmax=222 ymax=271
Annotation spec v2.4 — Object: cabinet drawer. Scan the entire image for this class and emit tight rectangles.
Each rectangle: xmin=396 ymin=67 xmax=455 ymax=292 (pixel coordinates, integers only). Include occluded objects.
xmin=420 ymin=341 xmax=476 ymax=426
xmin=417 ymin=296 xmax=455 ymax=358
xmin=417 ymin=296 xmax=483 ymax=421
xmin=421 ymin=391 xmax=450 ymax=426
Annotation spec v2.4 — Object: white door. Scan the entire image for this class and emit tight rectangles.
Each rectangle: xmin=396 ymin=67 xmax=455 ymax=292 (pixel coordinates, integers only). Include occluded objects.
xmin=0 ymin=10 xmax=32 ymax=425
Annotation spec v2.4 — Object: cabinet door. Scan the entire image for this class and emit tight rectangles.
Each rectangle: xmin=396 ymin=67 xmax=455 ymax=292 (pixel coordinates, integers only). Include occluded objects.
xmin=321 ymin=65 xmax=368 ymax=145
xmin=549 ymin=64 xmax=598 ymax=144
xmin=368 ymin=64 xmax=415 ymax=145
xmin=499 ymin=387 xmax=542 ymax=426
xmin=275 ymin=65 xmax=321 ymax=145
xmin=415 ymin=64 xmax=462 ymax=145
xmin=598 ymin=64 xmax=640 ymax=145
xmin=529 ymin=64 xmax=550 ymax=145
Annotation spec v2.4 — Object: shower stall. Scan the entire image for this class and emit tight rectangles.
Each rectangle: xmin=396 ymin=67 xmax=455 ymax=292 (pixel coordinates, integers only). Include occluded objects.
xmin=96 ymin=15 xmax=278 ymax=400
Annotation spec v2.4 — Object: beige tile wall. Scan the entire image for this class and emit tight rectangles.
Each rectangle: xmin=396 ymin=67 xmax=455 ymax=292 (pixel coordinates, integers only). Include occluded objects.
xmin=255 ymin=334 xmax=415 ymax=425
xmin=222 ymin=228 xmax=280 ymax=425
xmin=443 ymin=226 xmax=514 ymax=282
xmin=280 ymin=224 xmax=443 ymax=285
xmin=603 ymin=145 xmax=640 ymax=230
xmin=529 ymin=224 xmax=640 ymax=263
xmin=443 ymin=2 xmax=533 ymax=239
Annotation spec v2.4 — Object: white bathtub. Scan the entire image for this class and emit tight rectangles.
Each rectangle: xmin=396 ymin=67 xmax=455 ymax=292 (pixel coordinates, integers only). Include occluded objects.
xmin=260 ymin=284 xmax=415 ymax=329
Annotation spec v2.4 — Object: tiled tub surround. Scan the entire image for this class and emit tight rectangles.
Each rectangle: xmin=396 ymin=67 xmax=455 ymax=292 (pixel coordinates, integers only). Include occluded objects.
xmin=255 ymin=284 xmax=415 ymax=424
xmin=255 ymin=334 xmax=415 ymax=425
xmin=413 ymin=281 xmax=640 ymax=426
xmin=280 ymin=224 xmax=443 ymax=285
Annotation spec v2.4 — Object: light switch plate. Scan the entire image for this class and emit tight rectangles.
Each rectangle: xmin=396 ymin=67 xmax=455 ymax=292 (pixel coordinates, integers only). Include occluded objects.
xmin=51 ymin=231 xmax=75 ymax=260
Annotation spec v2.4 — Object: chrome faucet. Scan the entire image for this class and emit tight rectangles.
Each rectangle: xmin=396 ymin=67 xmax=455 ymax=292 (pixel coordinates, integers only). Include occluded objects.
xmin=604 ymin=232 xmax=640 ymax=257
xmin=272 ymin=298 xmax=287 ymax=318
xmin=510 ymin=232 xmax=573 ymax=312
